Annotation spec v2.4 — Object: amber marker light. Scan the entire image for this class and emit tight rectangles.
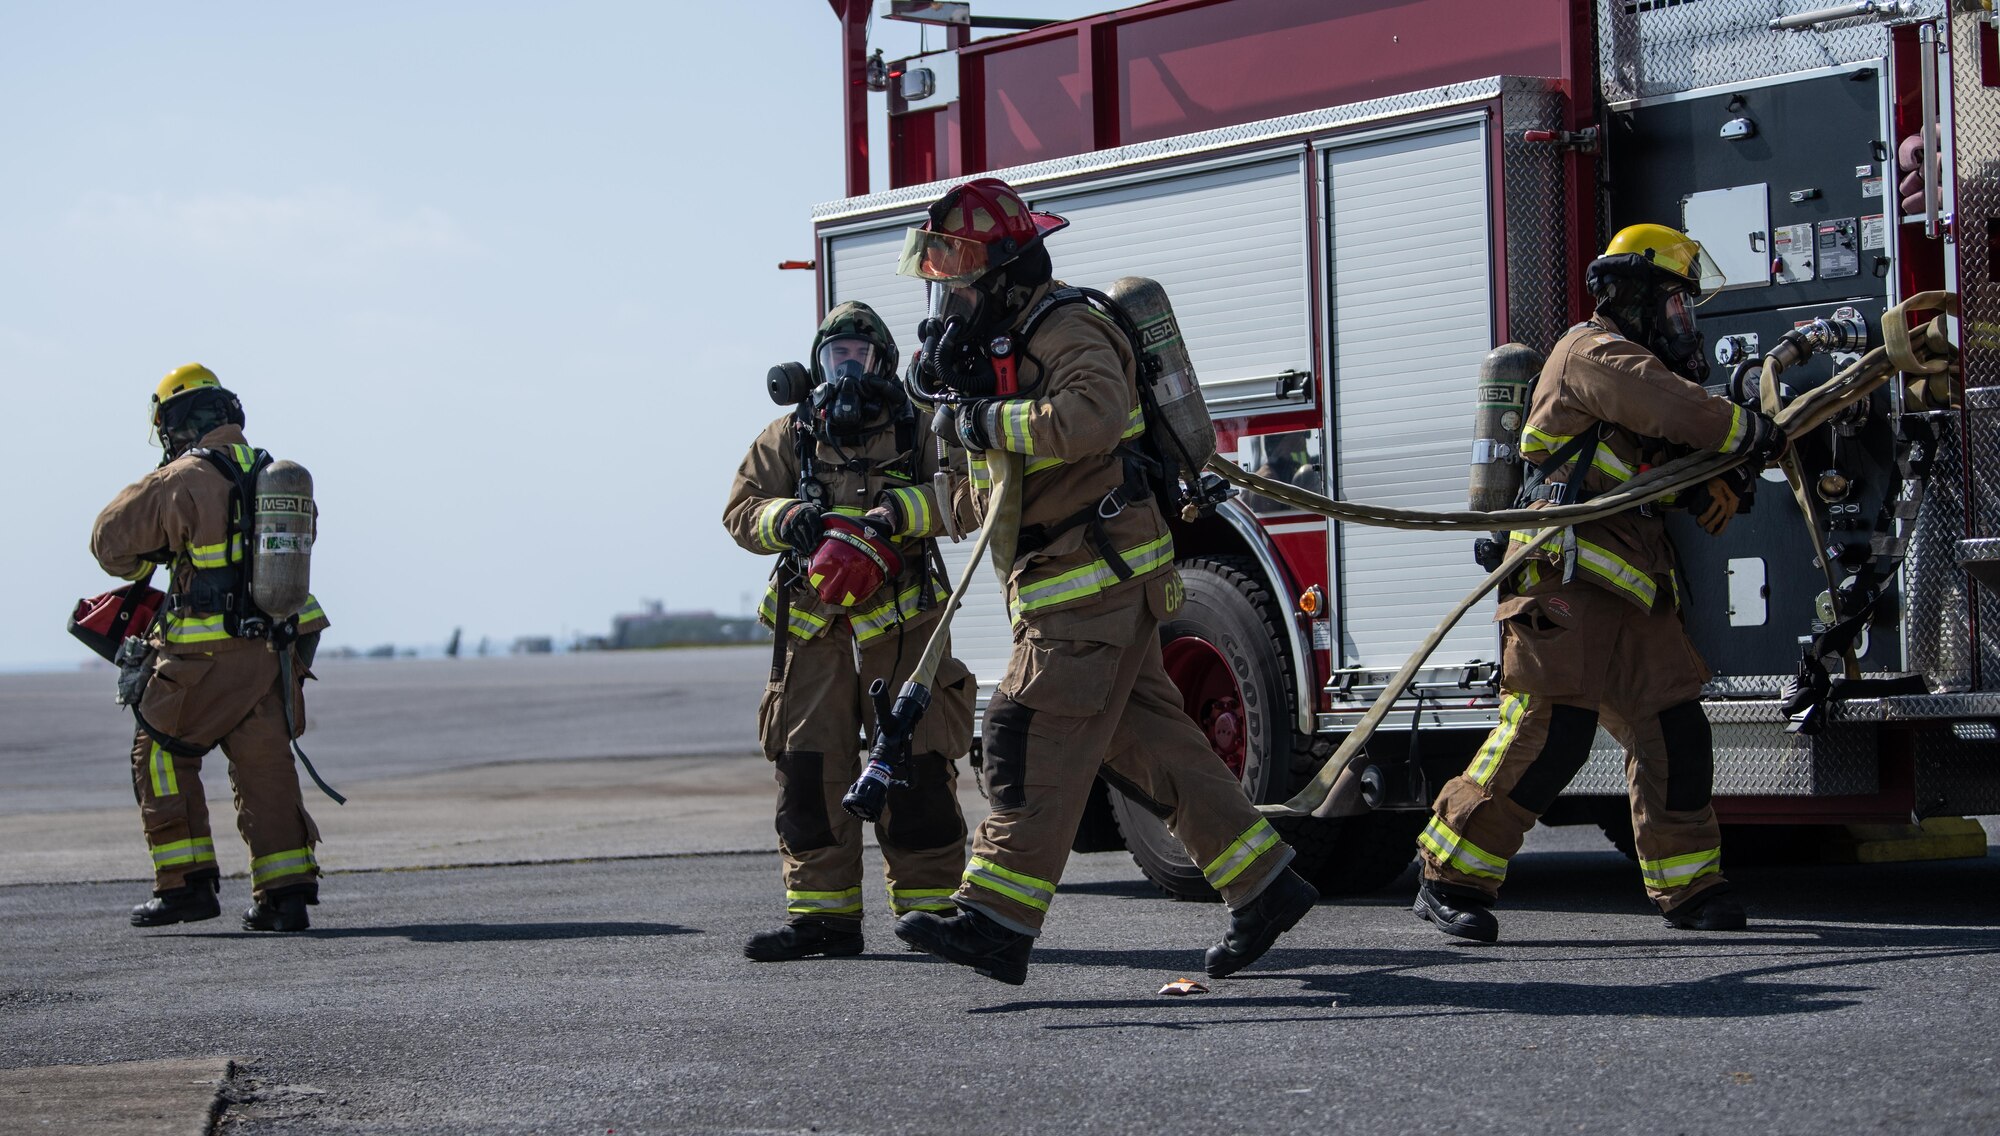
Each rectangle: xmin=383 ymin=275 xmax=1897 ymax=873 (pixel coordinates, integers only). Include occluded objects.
xmin=1298 ymin=586 xmax=1324 ymax=616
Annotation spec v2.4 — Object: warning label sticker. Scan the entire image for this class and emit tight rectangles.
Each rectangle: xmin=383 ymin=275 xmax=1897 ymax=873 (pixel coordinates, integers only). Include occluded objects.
xmin=1861 ymin=214 xmax=1886 ymax=251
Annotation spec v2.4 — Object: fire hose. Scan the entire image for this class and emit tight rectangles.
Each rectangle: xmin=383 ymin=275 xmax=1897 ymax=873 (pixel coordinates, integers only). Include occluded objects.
xmin=1206 ymin=291 xmax=1958 ymax=818
xmin=844 ymin=447 xmax=1024 ymax=821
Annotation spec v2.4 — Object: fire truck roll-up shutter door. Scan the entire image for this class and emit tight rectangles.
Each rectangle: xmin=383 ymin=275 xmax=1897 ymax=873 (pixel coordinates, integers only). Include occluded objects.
xmin=1327 ymin=121 xmax=1497 ymax=673
xmin=1032 ymin=156 xmax=1312 ymax=417
xmin=823 ymin=219 xmax=931 ymax=370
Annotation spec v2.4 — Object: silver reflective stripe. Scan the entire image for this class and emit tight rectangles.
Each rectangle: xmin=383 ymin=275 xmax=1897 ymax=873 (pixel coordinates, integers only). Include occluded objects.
xmin=963 ymin=857 xmax=1054 ymax=912
xmin=1201 ymin=819 xmax=1281 ymax=889
xmin=1640 ymin=848 xmax=1721 ymax=888
xmin=786 ymin=889 xmax=863 ymax=914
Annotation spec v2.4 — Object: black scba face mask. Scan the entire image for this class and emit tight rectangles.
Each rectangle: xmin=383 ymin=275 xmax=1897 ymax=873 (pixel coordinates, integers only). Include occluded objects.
xmin=1587 ymin=256 xmax=1710 ymax=384
xmin=813 ymin=359 xmax=902 ymax=439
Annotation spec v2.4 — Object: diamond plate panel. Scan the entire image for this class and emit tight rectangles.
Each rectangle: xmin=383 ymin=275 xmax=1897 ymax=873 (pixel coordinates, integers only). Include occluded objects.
xmin=1499 ymin=87 xmax=1572 ymax=355
xmin=814 ymin=77 xmax=1561 ymax=224
xmin=1906 ymin=415 xmax=1974 ymax=688
xmin=1599 ymin=0 xmax=1946 ymax=103
xmin=1952 ymin=8 xmax=2000 ymax=689
xmin=1913 ymin=720 xmax=2000 ymax=814
xmin=1570 ymin=719 xmax=1881 ymax=795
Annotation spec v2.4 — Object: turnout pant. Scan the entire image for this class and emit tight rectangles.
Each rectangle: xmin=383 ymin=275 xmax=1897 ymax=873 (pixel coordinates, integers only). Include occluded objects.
xmin=1419 ymin=577 xmax=1725 ymax=914
xmin=131 ymin=646 xmax=321 ymax=900
xmin=960 ymin=575 xmax=1294 ymax=935
xmin=759 ymin=616 xmax=973 ymax=924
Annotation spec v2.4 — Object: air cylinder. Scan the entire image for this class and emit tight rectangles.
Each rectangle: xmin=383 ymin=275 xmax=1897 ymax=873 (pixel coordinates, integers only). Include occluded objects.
xmin=250 ymin=460 xmax=316 ymax=620
xmin=1106 ymin=276 xmax=1217 ymax=475
xmin=1468 ymin=344 xmax=1543 ymax=512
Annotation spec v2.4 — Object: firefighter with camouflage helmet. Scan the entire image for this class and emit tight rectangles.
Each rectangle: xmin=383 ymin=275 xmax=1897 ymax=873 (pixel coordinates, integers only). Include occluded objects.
xmin=889 ymin=177 xmax=1319 ymax=985
xmin=1414 ymin=224 xmax=1790 ymax=943
xmin=91 ymin=363 xmax=332 ymax=933
xmin=722 ymin=301 xmax=978 ymax=962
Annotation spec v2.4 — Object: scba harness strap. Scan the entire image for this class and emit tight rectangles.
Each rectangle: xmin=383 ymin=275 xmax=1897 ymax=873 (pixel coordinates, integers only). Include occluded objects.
xmin=174 ymin=445 xmax=286 ymax=638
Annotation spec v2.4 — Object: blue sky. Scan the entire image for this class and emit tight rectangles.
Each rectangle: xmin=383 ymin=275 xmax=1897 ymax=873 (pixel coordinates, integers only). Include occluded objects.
xmin=4 ymin=2 xmax=1118 ymax=669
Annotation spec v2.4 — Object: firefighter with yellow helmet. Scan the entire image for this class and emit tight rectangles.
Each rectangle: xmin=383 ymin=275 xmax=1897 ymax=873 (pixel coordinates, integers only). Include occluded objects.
xmin=887 ymin=177 xmax=1317 ymax=985
xmin=1414 ymin=225 xmax=1789 ymax=942
xmin=91 ymin=364 xmax=332 ymax=933
xmin=722 ymin=301 xmax=976 ymax=962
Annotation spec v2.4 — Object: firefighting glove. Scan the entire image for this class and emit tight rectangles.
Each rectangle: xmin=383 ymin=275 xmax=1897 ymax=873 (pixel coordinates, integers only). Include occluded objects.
xmin=775 ymin=500 xmax=826 ymax=557
xmin=953 ymin=400 xmax=999 ymax=453
xmin=1687 ymin=475 xmax=1742 ymax=536
xmin=807 ymin=513 xmax=904 ymax=607
xmin=1742 ymin=412 xmax=1789 ymax=467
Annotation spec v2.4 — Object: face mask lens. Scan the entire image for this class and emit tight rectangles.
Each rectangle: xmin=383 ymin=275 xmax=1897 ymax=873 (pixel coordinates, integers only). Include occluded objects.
xmin=1662 ymin=291 xmax=1698 ymax=340
xmin=815 ymin=336 xmax=884 ymax=381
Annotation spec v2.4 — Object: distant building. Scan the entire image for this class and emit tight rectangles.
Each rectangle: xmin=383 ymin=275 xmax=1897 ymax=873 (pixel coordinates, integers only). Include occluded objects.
xmin=610 ymin=601 xmax=769 ymax=649
xmin=510 ymin=636 xmax=555 ymax=655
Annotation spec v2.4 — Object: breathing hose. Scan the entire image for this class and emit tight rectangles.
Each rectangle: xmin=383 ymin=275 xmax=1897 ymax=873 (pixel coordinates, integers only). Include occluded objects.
xmin=1208 ymin=292 xmax=1958 ymax=817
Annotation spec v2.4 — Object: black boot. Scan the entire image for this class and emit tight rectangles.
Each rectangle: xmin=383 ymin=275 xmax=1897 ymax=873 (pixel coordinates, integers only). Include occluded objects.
xmin=743 ymin=919 xmax=864 ymax=961
xmin=1662 ymin=884 xmax=1746 ymax=931
xmin=243 ymin=883 xmax=315 ymax=933
xmin=130 ymin=871 xmax=220 ymax=928
xmin=1414 ymin=877 xmax=1499 ymax=943
xmin=1205 ymin=867 xmax=1318 ymax=978
xmin=894 ymin=906 xmax=1032 ymax=986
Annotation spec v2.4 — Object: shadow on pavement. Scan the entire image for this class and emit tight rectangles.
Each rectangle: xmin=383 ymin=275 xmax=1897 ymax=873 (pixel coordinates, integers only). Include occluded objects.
xmin=185 ymin=921 xmax=696 ymax=943
xmin=986 ymin=925 xmax=2000 ymax=1029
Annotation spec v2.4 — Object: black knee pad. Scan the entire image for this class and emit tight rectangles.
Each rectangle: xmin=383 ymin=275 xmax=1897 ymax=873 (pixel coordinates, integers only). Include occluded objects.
xmin=882 ymin=752 xmax=967 ymax=850
xmin=773 ymin=751 xmax=835 ymax=852
xmin=1658 ymin=701 xmax=1715 ymax=811
xmin=982 ymin=696 xmax=1034 ymax=810
xmin=1507 ymin=703 xmax=1601 ymax=815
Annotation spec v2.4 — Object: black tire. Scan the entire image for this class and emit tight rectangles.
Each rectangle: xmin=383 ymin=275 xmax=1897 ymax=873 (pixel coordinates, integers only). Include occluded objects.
xmin=1109 ymin=557 xmax=1303 ymax=901
xmin=1297 ymin=811 xmax=1427 ymax=896
xmin=1070 ymin=777 xmax=1127 ymax=853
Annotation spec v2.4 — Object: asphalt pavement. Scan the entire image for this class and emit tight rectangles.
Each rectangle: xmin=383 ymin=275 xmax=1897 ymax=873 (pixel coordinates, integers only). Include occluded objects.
xmin=4 ymin=651 xmax=1999 ymax=1134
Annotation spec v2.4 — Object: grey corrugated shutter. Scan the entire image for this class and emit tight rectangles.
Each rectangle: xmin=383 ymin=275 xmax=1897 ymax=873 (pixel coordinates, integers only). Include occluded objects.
xmin=824 ymin=219 xmax=929 ymax=361
xmin=1327 ymin=121 xmax=1497 ymax=670
xmin=1034 ymin=156 xmax=1311 ymax=416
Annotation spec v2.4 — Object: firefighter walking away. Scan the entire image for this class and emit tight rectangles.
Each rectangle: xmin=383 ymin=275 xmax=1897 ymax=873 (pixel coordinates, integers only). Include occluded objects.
xmin=1415 ymin=225 xmax=1789 ymax=943
xmin=889 ymin=177 xmax=1318 ymax=985
xmin=723 ymin=302 xmax=976 ymax=962
xmin=91 ymin=364 xmax=332 ymax=933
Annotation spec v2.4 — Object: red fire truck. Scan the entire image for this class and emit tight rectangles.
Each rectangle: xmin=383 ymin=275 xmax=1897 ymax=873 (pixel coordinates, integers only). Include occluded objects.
xmin=810 ymin=0 xmax=1999 ymax=899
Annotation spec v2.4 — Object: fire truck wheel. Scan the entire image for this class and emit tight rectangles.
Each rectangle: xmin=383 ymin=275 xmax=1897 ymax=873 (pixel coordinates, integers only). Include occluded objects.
xmin=1110 ymin=556 xmax=1304 ymax=901
xmin=1295 ymin=811 xmax=1428 ymax=896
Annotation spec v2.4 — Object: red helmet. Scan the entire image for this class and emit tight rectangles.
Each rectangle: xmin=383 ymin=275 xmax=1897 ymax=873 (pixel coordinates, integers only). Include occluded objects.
xmin=806 ymin=515 xmax=904 ymax=607
xmin=896 ymin=177 xmax=1068 ymax=285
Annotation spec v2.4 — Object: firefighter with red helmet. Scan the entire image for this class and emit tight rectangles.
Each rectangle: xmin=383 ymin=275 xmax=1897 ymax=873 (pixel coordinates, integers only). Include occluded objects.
xmin=723 ymin=301 xmax=976 ymax=962
xmin=91 ymin=364 xmax=331 ymax=933
xmin=1414 ymin=224 xmax=1790 ymax=943
xmin=888 ymin=177 xmax=1318 ymax=985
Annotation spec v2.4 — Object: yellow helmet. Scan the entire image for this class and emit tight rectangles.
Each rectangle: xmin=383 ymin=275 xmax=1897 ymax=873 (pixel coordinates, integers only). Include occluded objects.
xmin=1602 ymin=223 xmax=1726 ymax=299
xmin=152 ymin=363 xmax=221 ymax=421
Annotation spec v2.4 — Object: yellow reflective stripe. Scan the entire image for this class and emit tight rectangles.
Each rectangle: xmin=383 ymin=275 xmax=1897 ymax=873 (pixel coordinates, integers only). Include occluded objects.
xmin=882 ymin=485 xmax=936 ymax=537
xmin=1014 ymin=533 xmax=1175 ymax=614
xmin=1639 ymin=847 xmax=1722 ymax=888
xmin=1519 ymin=425 xmax=1635 ymax=483
xmin=963 ymin=856 xmax=1054 ymax=912
xmin=1507 ymin=530 xmax=1658 ymax=607
xmin=162 ymin=613 xmax=232 ymax=644
xmin=1120 ymin=404 xmax=1145 ymax=440
xmin=230 ymin=444 xmax=256 ymax=472
xmin=250 ymin=846 xmax=318 ymax=885
xmin=1719 ymin=404 xmax=1748 ymax=453
xmin=297 ymin=596 xmax=326 ymax=625
xmin=1466 ymin=692 xmax=1530 ymax=787
xmin=889 ymin=887 xmax=958 ymax=913
xmin=758 ymin=588 xmax=831 ymax=640
xmin=188 ymin=540 xmax=232 ymax=569
xmin=1201 ymin=818 xmax=1282 ymax=889
xmin=755 ymin=500 xmax=792 ymax=553
xmin=148 ymin=742 xmax=179 ymax=797
xmin=997 ymin=400 xmax=1037 ymax=455
xmin=1024 ymin=456 xmax=1065 ymax=476
xmin=848 ymin=580 xmax=947 ymax=643
xmin=786 ymin=887 xmax=862 ymax=915
xmin=150 ymin=836 xmax=214 ymax=867
xmin=1418 ymin=816 xmax=1509 ymax=881
xmin=968 ymin=454 xmax=992 ymax=490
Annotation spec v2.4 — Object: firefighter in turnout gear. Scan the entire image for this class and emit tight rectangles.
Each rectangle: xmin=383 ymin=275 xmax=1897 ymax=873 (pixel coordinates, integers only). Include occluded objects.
xmin=92 ymin=364 xmax=331 ymax=933
xmin=723 ymin=302 xmax=975 ymax=962
xmin=1414 ymin=225 xmax=1789 ymax=942
xmin=889 ymin=177 xmax=1317 ymax=985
